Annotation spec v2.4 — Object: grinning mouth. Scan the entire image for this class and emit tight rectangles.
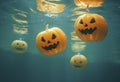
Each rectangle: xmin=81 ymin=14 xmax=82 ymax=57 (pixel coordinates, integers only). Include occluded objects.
xmin=15 ymin=47 xmax=24 ymax=51
xmin=79 ymin=27 xmax=97 ymax=35
xmin=42 ymin=41 xmax=59 ymax=50
xmin=74 ymin=65 xmax=82 ymax=68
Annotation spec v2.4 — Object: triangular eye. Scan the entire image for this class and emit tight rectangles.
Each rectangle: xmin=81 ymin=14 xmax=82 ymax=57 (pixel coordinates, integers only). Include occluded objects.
xmin=79 ymin=19 xmax=83 ymax=24
xmin=79 ymin=61 xmax=82 ymax=64
xmin=17 ymin=43 xmax=19 ymax=45
xmin=22 ymin=44 xmax=25 ymax=46
xmin=52 ymin=34 xmax=56 ymax=39
xmin=41 ymin=37 xmax=46 ymax=42
xmin=90 ymin=18 xmax=96 ymax=23
xmin=74 ymin=60 xmax=77 ymax=63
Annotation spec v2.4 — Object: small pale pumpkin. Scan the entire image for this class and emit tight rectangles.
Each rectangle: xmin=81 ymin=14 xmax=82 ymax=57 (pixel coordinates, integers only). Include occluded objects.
xmin=74 ymin=13 xmax=108 ymax=41
xmin=70 ymin=53 xmax=87 ymax=68
xmin=36 ymin=24 xmax=67 ymax=55
xmin=11 ymin=39 xmax=28 ymax=54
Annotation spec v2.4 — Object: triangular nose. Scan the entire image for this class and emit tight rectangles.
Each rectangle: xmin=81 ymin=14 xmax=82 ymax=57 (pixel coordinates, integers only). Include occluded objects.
xmin=84 ymin=24 xmax=88 ymax=27
xmin=48 ymin=40 xmax=51 ymax=43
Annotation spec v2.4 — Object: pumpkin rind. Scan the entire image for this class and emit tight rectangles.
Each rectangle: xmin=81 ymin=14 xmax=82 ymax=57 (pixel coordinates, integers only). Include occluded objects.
xmin=36 ymin=27 xmax=67 ymax=55
xmin=11 ymin=40 xmax=28 ymax=54
xmin=70 ymin=54 xmax=87 ymax=68
xmin=74 ymin=13 xmax=108 ymax=41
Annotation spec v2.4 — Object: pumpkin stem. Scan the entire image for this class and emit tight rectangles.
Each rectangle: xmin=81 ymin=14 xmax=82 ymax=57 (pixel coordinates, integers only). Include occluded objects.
xmin=45 ymin=24 xmax=49 ymax=31
xmin=86 ymin=4 xmax=90 ymax=13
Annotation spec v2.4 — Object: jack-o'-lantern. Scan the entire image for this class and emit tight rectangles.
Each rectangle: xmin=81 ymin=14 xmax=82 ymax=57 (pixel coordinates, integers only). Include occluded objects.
xmin=36 ymin=24 xmax=67 ymax=56
xmin=74 ymin=0 xmax=104 ymax=7
xmin=11 ymin=39 xmax=28 ymax=54
xmin=74 ymin=13 xmax=108 ymax=41
xmin=70 ymin=53 xmax=87 ymax=68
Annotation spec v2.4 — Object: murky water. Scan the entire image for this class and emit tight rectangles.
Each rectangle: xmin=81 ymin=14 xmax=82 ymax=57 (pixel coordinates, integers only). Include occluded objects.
xmin=0 ymin=0 xmax=120 ymax=82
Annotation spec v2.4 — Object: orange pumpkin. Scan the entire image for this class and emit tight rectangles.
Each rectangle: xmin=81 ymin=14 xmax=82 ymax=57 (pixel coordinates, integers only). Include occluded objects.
xmin=74 ymin=13 xmax=108 ymax=41
xmin=74 ymin=0 xmax=104 ymax=7
xmin=36 ymin=24 xmax=67 ymax=55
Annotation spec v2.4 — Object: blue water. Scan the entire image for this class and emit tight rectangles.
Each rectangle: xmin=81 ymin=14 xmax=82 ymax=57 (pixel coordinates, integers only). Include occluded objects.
xmin=0 ymin=0 xmax=120 ymax=82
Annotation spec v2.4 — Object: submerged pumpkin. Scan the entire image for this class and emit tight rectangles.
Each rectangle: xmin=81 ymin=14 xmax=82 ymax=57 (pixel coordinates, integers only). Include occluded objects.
xmin=36 ymin=24 xmax=67 ymax=55
xmin=74 ymin=13 xmax=108 ymax=41
xmin=70 ymin=53 xmax=87 ymax=68
xmin=11 ymin=39 xmax=28 ymax=54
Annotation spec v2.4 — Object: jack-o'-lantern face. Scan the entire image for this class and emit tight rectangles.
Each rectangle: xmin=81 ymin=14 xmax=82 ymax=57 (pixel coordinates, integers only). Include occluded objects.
xmin=78 ymin=16 xmax=97 ymax=35
xmin=11 ymin=40 xmax=28 ymax=54
xmin=70 ymin=54 xmax=87 ymax=68
xmin=40 ymin=33 xmax=59 ymax=51
xmin=36 ymin=25 xmax=67 ymax=55
xmin=75 ymin=13 xmax=108 ymax=41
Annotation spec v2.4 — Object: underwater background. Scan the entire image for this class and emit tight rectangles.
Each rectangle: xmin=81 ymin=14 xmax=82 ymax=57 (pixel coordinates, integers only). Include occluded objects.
xmin=0 ymin=0 xmax=120 ymax=82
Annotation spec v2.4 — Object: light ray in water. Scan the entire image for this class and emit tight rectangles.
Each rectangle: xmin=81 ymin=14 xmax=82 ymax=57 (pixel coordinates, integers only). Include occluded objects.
xmin=36 ymin=0 xmax=65 ymax=14
xmin=71 ymin=42 xmax=86 ymax=52
xmin=72 ymin=11 xmax=86 ymax=16
xmin=17 ymin=13 xmax=27 ymax=18
xmin=71 ymin=31 xmax=80 ymax=40
xmin=29 ymin=8 xmax=36 ymax=13
xmin=14 ymin=9 xmax=28 ymax=14
xmin=13 ymin=24 xmax=28 ymax=34
xmin=71 ymin=31 xmax=86 ymax=52
xmin=12 ymin=15 xmax=28 ymax=24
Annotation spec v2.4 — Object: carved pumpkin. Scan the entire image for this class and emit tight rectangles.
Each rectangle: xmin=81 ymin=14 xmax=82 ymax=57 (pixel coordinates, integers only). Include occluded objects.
xmin=74 ymin=13 xmax=108 ymax=41
xmin=11 ymin=39 xmax=28 ymax=54
xmin=36 ymin=24 xmax=67 ymax=55
xmin=70 ymin=53 xmax=87 ymax=68
xmin=74 ymin=0 xmax=104 ymax=7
